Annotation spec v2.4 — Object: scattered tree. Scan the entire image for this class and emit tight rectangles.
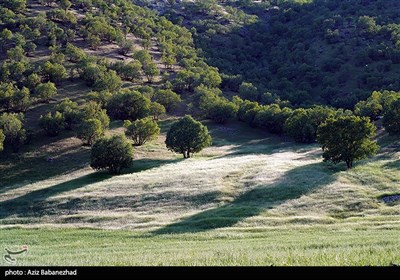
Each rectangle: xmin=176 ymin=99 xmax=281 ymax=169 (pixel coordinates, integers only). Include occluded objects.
xmin=153 ymin=89 xmax=181 ymax=112
xmin=317 ymin=116 xmax=379 ymax=169
xmin=107 ymin=90 xmax=150 ymax=121
xmin=124 ymin=117 xmax=160 ymax=146
xmin=165 ymin=115 xmax=212 ymax=158
xmin=0 ymin=112 xmax=26 ymax=152
xmin=39 ymin=111 xmax=64 ymax=136
xmin=383 ymin=99 xmax=400 ymax=135
xmin=90 ymin=135 xmax=133 ymax=174
xmin=35 ymin=82 xmax=57 ymax=103
xmin=149 ymin=102 xmax=166 ymax=120
xmin=55 ymin=98 xmax=80 ymax=130
xmin=77 ymin=118 xmax=103 ymax=145
xmin=81 ymin=101 xmax=110 ymax=130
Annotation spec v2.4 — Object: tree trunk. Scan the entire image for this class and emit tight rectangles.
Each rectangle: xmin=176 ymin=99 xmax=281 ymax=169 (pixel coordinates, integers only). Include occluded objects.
xmin=346 ymin=160 xmax=353 ymax=169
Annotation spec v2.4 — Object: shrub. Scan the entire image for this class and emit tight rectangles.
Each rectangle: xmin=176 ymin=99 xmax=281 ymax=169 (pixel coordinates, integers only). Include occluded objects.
xmin=90 ymin=135 xmax=133 ymax=174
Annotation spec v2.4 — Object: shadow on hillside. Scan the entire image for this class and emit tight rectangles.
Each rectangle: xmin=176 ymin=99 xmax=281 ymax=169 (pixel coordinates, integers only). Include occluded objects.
xmin=383 ymin=159 xmax=400 ymax=170
xmin=0 ymin=158 xmax=176 ymax=219
xmin=0 ymin=172 xmax=111 ymax=219
xmin=153 ymin=161 xmax=336 ymax=234
xmin=0 ymin=145 xmax=90 ymax=194
xmin=126 ymin=158 xmax=182 ymax=173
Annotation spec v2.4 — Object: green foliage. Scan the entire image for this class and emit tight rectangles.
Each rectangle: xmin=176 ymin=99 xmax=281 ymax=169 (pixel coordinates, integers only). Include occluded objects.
xmin=7 ymin=46 xmax=26 ymax=62
xmin=93 ymin=70 xmax=122 ymax=93
xmin=118 ymin=39 xmax=134 ymax=55
xmin=207 ymin=101 xmax=238 ymax=124
xmin=0 ymin=112 xmax=26 ymax=152
xmin=284 ymin=106 xmax=337 ymax=143
xmin=0 ymin=129 xmax=4 ymax=152
xmin=192 ymin=0 xmax=400 ymax=106
xmin=24 ymin=73 xmax=41 ymax=91
xmin=77 ymin=118 xmax=104 ymax=146
xmin=0 ymin=82 xmax=30 ymax=112
xmin=55 ymin=98 xmax=80 ymax=130
xmin=107 ymin=90 xmax=150 ymax=121
xmin=124 ymin=117 xmax=160 ymax=146
xmin=165 ymin=115 xmax=212 ymax=158
xmin=317 ymin=116 xmax=379 ymax=169
xmin=42 ymin=61 xmax=67 ymax=84
xmin=35 ymin=82 xmax=57 ymax=103
xmin=143 ymin=62 xmax=160 ymax=83
xmin=65 ymin=43 xmax=87 ymax=63
xmin=112 ymin=60 xmax=142 ymax=82
xmin=354 ymin=91 xmax=383 ymax=120
xmin=59 ymin=0 xmax=72 ymax=11
xmin=39 ymin=111 xmax=64 ymax=137
xmin=254 ymin=104 xmax=292 ymax=135
xmin=149 ymin=102 xmax=166 ymax=121
xmin=90 ymin=135 xmax=133 ymax=174
xmin=383 ymin=99 xmax=400 ymax=135
xmin=81 ymin=101 xmax=110 ymax=130
xmin=173 ymin=65 xmax=221 ymax=92
xmin=11 ymin=87 xmax=30 ymax=112
xmin=239 ymin=82 xmax=259 ymax=101
xmin=153 ymin=89 xmax=181 ymax=112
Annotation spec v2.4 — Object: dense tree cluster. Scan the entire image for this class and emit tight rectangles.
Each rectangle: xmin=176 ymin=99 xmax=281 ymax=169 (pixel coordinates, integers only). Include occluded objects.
xmin=182 ymin=0 xmax=400 ymax=107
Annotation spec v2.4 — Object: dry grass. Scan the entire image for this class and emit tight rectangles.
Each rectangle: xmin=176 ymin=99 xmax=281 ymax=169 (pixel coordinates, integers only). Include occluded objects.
xmin=1 ymin=120 xmax=399 ymax=234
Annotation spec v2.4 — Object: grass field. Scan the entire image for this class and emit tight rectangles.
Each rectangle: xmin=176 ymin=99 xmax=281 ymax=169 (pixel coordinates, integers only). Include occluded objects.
xmin=1 ymin=120 xmax=400 ymax=266
xmin=1 ymin=227 xmax=399 ymax=266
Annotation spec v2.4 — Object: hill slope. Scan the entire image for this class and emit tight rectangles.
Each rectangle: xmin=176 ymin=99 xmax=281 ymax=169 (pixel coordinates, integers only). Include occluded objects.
xmin=1 ymin=121 xmax=399 ymax=231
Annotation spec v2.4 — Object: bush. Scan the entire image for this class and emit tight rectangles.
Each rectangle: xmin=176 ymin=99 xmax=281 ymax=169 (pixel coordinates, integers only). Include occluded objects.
xmin=0 ymin=112 xmax=26 ymax=152
xmin=207 ymin=101 xmax=237 ymax=124
xmin=81 ymin=101 xmax=110 ymax=130
xmin=383 ymin=99 xmax=400 ymax=135
xmin=284 ymin=109 xmax=315 ymax=143
xmin=90 ymin=135 xmax=133 ymax=174
xmin=254 ymin=104 xmax=292 ymax=134
xmin=55 ymin=98 xmax=80 ymax=130
xmin=124 ymin=117 xmax=160 ymax=146
xmin=149 ymin=102 xmax=165 ymax=120
xmin=166 ymin=115 xmax=212 ymax=158
xmin=107 ymin=90 xmax=150 ymax=121
xmin=39 ymin=111 xmax=64 ymax=136
xmin=42 ymin=61 xmax=67 ymax=84
xmin=35 ymin=82 xmax=57 ymax=103
xmin=77 ymin=119 xmax=104 ymax=145
xmin=153 ymin=89 xmax=181 ymax=112
xmin=239 ymin=82 xmax=259 ymax=101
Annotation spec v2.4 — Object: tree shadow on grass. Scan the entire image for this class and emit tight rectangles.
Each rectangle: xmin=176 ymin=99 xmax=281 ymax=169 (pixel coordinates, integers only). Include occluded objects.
xmin=0 ymin=146 xmax=90 ymax=195
xmin=0 ymin=172 xmax=111 ymax=219
xmin=0 ymin=158 xmax=178 ymax=219
xmin=153 ymin=161 xmax=337 ymax=234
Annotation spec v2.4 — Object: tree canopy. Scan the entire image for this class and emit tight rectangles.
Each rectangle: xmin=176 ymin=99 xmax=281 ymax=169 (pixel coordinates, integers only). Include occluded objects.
xmin=90 ymin=135 xmax=133 ymax=174
xmin=165 ymin=115 xmax=212 ymax=158
xmin=317 ymin=116 xmax=379 ymax=169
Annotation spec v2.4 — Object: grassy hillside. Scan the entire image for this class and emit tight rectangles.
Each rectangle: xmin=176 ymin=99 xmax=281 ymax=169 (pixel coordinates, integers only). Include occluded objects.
xmin=1 ymin=120 xmax=400 ymax=265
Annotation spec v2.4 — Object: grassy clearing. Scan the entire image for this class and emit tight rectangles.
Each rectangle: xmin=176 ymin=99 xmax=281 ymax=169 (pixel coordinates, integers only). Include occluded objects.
xmin=0 ymin=227 xmax=399 ymax=266
xmin=1 ymin=120 xmax=399 ymax=265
